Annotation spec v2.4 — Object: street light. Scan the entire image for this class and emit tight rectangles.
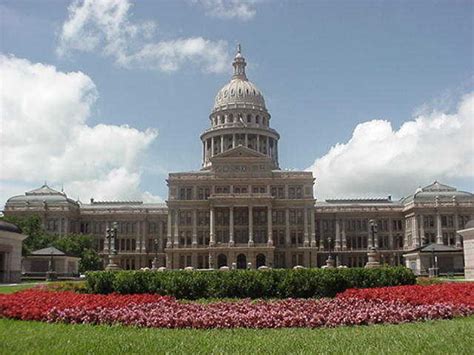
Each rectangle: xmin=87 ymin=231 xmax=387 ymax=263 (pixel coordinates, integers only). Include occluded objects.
xmin=105 ymin=222 xmax=121 ymax=271
xmin=369 ymin=219 xmax=378 ymax=250
xmin=328 ymin=237 xmax=333 ymax=260
xmin=152 ymin=237 xmax=159 ymax=270
xmin=324 ymin=236 xmax=335 ymax=268
xmin=365 ymin=219 xmax=380 ymax=268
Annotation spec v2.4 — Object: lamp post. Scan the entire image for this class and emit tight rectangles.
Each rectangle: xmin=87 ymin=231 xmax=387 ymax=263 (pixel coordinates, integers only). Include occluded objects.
xmin=152 ymin=237 xmax=159 ymax=270
xmin=105 ymin=222 xmax=121 ymax=271
xmin=428 ymin=247 xmax=439 ymax=278
xmin=325 ymin=236 xmax=335 ymax=268
xmin=365 ymin=219 xmax=380 ymax=268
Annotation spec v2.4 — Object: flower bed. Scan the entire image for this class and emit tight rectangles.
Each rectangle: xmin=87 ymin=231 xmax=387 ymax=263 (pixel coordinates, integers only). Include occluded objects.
xmin=0 ymin=284 xmax=472 ymax=329
xmin=338 ymin=283 xmax=474 ymax=307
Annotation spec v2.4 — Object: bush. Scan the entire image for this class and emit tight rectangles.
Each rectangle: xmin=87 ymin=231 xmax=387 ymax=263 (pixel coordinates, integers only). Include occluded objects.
xmin=44 ymin=281 xmax=87 ymax=293
xmin=85 ymin=267 xmax=416 ymax=299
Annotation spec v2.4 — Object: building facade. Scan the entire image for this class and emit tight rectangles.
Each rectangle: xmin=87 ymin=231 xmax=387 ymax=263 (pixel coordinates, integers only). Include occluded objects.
xmin=3 ymin=48 xmax=474 ymax=273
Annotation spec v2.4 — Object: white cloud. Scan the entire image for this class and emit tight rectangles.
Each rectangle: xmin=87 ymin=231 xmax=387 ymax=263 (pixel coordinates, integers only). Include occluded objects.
xmin=126 ymin=37 xmax=229 ymax=73
xmin=0 ymin=55 xmax=161 ymax=204
xmin=193 ymin=0 xmax=259 ymax=21
xmin=307 ymin=93 xmax=474 ymax=200
xmin=57 ymin=0 xmax=230 ymax=73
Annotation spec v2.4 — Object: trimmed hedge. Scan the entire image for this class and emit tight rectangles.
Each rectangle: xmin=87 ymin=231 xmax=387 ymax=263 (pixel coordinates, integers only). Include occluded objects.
xmin=85 ymin=267 xmax=416 ymax=299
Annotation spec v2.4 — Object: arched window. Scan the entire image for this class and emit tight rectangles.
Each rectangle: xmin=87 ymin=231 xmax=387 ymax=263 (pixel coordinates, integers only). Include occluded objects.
xmin=247 ymin=114 xmax=251 ymax=123
xmin=256 ymin=115 xmax=260 ymax=124
xmin=220 ymin=116 xmax=225 ymax=124
xmin=229 ymin=114 xmax=234 ymax=122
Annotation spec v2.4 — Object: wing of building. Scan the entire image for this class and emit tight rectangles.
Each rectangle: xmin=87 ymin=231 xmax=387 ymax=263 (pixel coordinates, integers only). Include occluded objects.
xmin=4 ymin=47 xmax=474 ymax=274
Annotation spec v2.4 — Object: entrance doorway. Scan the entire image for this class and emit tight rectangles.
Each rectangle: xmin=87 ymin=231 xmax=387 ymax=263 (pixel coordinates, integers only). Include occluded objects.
xmin=256 ymin=253 xmax=266 ymax=268
xmin=236 ymin=254 xmax=247 ymax=269
xmin=217 ymin=254 xmax=227 ymax=268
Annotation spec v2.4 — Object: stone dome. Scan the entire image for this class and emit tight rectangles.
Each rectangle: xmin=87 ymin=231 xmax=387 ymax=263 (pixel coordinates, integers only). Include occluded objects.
xmin=213 ymin=45 xmax=266 ymax=112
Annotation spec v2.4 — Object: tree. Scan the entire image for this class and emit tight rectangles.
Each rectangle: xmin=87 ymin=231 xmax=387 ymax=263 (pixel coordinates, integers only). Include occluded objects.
xmin=52 ymin=234 xmax=103 ymax=272
xmin=1 ymin=214 xmax=55 ymax=255
xmin=1 ymin=215 xmax=103 ymax=272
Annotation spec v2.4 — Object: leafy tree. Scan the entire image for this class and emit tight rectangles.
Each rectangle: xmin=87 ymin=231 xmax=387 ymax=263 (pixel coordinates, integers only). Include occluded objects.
xmin=1 ymin=214 xmax=55 ymax=255
xmin=53 ymin=234 xmax=103 ymax=272
xmin=1 ymin=215 xmax=103 ymax=272
xmin=78 ymin=248 xmax=103 ymax=273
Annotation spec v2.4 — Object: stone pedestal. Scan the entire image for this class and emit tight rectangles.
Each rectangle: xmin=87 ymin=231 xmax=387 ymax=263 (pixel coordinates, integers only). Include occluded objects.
xmin=105 ymin=254 xmax=122 ymax=271
xmin=365 ymin=248 xmax=380 ymax=268
xmin=325 ymin=256 xmax=335 ymax=268
xmin=151 ymin=257 xmax=158 ymax=270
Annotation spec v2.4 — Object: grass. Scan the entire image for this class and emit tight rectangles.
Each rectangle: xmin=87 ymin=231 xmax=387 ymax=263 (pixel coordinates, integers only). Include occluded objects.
xmin=0 ymin=283 xmax=43 ymax=294
xmin=0 ymin=317 xmax=472 ymax=354
xmin=1 ymin=283 xmax=473 ymax=354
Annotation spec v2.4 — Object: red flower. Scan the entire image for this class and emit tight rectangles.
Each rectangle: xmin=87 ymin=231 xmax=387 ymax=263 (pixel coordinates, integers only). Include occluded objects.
xmin=1 ymin=284 xmax=472 ymax=329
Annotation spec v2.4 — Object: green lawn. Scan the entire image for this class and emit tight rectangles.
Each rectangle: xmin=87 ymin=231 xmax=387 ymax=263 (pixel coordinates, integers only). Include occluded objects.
xmin=0 ymin=283 xmax=44 ymax=294
xmin=0 ymin=317 xmax=472 ymax=354
xmin=1 ymin=283 xmax=473 ymax=354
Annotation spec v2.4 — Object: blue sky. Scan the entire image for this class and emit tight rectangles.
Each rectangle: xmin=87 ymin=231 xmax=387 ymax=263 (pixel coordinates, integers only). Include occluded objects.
xmin=1 ymin=0 xmax=473 ymax=205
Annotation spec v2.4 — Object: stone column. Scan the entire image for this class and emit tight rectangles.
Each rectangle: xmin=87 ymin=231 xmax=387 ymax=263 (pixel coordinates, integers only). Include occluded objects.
xmin=256 ymin=134 xmax=260 ymax=152
xmin=174 ymin=210 xmax=179 ymax=247
xmin=202 ymin=141 xmax=205 ymax=165
xmin=319 ymin=219 xmax=324 ymax=251
xmin=310 ymin=209 xmax=316 ymax=247
xmin=192 ymin=209 xmax=198 ymax=247
xmin=436 ymin=212 xmax=443 ymax=244
xmin=367 ymin=219 xmax=373 ymax=249
xmin=335 ymin=219 xmax=341 ymax=250
xmin=136 ymin=221 xmax=141 ymax=252
xmin=220 ymin=135 xmax=224 ymax=153
xmin=419 ymin=215 xmax=425 ymax=245
xmin=166 ymin=211 xmax=172 ymax=248
xmin=232 ymin=134 xmax=236 ymax=148
xmin=211 ymin=137 xmax=215 ymax=157
xmin=341 ymin=219 xmax=347 ymax=250
xmin=267 ymin=205 xmax=273 ymax=246
xmin=245 ymin=134 xmax=248 ymax=148
xmin=229 ymin=206 xmax=235 ymax=246
xmin=303 ymin=208 xmax=309 ymax=247
xmin=413 ymin=215 xmax=419 ymax=247
xmin=455 ymin=214 xmax=461 ymax=247
xmin=388 ymin=218 xmax=394 ymax=249
xmin=209 ymin=207 xmax=215 ymax=246
xmin=275 ymin=140 xmax=279 ymax=165
xmin=248 ymin=206 xmax=254 ymax=246
xmin=266 ymin=136 xmax=270 ymax=156
xmin=285 ymin=208 xmax=290 ymax=246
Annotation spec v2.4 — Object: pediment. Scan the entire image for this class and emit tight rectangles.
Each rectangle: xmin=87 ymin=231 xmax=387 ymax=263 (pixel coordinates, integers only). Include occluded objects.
xmin=212 ymin=145 xmax=268 ymax=159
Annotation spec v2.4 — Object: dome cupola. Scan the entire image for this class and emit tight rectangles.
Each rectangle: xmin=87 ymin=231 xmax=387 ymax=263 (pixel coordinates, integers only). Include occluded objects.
xmin=213 ymin=45 xmax=267 ymax=113
xmin=200 ymin=45 xmax=280 ymax=170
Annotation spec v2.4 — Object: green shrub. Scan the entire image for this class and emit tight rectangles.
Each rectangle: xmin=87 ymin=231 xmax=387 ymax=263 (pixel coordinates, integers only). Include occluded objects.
xmin=45 ymin=281 xmax=87 ymax=293
xmin=85 ymin=266 xmax=415 ymax=299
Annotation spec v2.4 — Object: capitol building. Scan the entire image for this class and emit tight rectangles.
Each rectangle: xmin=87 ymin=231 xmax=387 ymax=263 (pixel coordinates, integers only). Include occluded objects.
xmin=4 ymin=48 xmax=474 ymax=274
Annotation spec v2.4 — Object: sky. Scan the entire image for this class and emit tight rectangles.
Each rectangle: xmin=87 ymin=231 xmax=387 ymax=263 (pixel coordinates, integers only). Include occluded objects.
xmin=1 ymin=0 xmax=473 ymax=207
